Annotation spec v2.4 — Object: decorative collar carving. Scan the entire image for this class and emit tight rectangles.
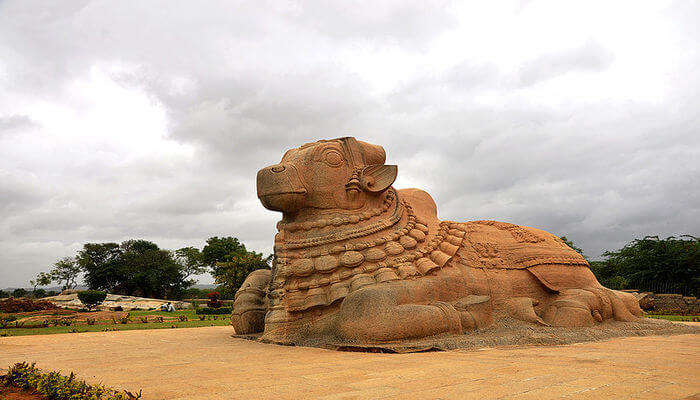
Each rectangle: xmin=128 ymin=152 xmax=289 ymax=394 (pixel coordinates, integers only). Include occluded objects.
xmin=269 ymin=191 xmax=468 ymax=317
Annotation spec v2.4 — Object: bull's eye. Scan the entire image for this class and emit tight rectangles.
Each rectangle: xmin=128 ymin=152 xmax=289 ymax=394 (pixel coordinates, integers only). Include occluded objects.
xmin=323 ymin=150 xmax=343 ymax=167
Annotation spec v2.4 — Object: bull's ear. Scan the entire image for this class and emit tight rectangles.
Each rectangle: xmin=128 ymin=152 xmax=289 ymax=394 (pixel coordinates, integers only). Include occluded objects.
xmin=360 ymin=165 xmax=397 ymax=192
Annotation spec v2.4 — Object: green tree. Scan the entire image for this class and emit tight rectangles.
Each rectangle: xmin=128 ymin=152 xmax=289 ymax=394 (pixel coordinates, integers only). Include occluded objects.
xmin=175 ymin=247 xmax=207 ymax=280
xmin=201 ymin=237 xmax=247 ymax=267
xmin=182 ymin=287 xmax=212 ymax=299
xmin=212 ymin=251 xmax=271 ymax=298
xmin=76 ymin=243 xmax=122 ymax=293
xmin=78 ymin=240 xmax=193 ymax=299
xmin=30 ymin=272 xmax=52 ymax=296
xmin=48 ymin=257 xmax=81 ymax=290
xmin=11 ymin=288 xmax=27 ymax=298
xmin=591 ymin=235 xmax=698 ymax=295
xmin=203 ymin=236 xmax=270 ymax=298
xmin=118 ymin=239 xmax=189 ymax=299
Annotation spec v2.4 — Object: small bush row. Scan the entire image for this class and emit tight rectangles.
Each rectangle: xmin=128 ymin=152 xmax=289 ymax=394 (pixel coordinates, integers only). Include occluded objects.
xmin=195 ymin=307 xmax=232 ymax=315
xmin=0 ymin=314 xmax=18 ymax=329
xmin=0 ymin=298 xmax=58 ymax=313
xmin=2 ymin=362 xmax=140 ymax=399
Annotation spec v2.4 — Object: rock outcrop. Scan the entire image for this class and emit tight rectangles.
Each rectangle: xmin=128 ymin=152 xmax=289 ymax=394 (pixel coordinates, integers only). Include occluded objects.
xmin=44 ymin=293 xmax=191 ymax=310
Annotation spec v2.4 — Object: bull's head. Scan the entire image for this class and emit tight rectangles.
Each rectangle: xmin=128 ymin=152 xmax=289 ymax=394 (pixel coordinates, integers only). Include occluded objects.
xmin=257 ymin=137 xmax=397 ymax=215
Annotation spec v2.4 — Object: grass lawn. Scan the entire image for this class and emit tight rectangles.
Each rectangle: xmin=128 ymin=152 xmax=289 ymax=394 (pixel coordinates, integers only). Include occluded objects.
xmin=644 ymin=314 xmax=699 ymax=322
xmin=1 ymin=309 xmax=231 ymax=337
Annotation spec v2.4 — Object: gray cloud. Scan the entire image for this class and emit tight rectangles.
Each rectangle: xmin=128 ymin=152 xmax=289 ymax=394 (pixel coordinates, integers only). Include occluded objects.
xmin=0 ymin=0 xmax=698 ymax=287
xmin=518 ymin=39 xmax=615 ymax=86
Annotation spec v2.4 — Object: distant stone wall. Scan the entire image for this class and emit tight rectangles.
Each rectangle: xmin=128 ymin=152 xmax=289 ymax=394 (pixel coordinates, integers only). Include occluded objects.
xmin=638 ymin=293 xmax=700 ymax=315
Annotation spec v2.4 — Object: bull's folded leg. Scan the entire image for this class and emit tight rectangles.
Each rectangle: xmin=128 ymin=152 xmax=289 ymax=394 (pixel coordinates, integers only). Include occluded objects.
xmin=540 ymin=287 xmax=642 ymax=327
xmin=337 ymin=302 xmax=462 ymax=342
xmin=336 ymin=286 xmax=462 ymax=343
xmin=231 ymin=269 xmax=271 ymax=334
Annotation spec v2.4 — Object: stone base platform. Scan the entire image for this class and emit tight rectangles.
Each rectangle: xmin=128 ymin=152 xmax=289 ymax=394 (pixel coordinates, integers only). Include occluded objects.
xmin=1 ymin=326 xmax=698 ymax=399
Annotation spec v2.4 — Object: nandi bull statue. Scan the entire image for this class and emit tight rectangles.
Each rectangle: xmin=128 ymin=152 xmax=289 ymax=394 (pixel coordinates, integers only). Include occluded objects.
xmin=232 ymin=137 xmax=642 ymax=348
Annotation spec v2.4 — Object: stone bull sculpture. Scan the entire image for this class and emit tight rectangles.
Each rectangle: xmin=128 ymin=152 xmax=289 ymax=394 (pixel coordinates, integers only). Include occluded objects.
xmin=232 ymin=137 xmax=642 ymax=347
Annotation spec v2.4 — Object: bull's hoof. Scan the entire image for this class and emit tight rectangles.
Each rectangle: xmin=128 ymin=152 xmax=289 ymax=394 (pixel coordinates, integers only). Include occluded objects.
xmin=502 ymin=297 xmax=549 ymax=326
xmin=450 ymin=295 xmax=493 ymax=331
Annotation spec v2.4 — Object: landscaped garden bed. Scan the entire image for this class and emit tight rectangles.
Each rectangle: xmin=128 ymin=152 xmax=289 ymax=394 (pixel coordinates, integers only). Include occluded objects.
xmin=0 ymin=309 xmax=230 ymax=337
xmin=644 ymin=313 xmax=700 ymax=322
xmin=1 ymin=362 xmax=139 ymax=399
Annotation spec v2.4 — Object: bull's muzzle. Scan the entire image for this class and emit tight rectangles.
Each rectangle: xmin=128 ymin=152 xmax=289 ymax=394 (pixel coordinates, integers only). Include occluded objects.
xmin=257 ymin=164 xmax=307 ymax=212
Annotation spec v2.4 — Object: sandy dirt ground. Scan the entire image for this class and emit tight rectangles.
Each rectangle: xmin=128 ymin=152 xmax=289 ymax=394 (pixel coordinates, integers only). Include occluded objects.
xmin=1 ymin=326 xmax=698 ymax=400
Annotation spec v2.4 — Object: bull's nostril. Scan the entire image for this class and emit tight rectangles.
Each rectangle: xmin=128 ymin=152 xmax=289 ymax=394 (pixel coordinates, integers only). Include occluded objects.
xmin=271 ymin=165 xmax=286 ymax=173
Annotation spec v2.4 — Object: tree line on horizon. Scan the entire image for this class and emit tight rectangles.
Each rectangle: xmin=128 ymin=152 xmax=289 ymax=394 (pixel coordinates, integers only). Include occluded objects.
xmin=2 ymin=234 xmax=697 ymax=300
xmin=6 ymin=236 xmax=271 ymax=301
xmin=561 ymin=235 xmax=698 ymax=297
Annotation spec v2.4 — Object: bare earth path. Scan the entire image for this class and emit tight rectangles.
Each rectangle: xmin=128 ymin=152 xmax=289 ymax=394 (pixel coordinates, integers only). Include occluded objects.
xmin=1 ymin=326 xmax=698 ymax=400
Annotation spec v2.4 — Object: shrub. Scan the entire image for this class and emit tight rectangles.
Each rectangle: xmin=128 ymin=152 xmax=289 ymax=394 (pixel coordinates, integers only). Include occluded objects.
xmin=206 ymin=292 xmax=223 ymax=308
xmin=77 ymin=290 xmax=107 ymax=310
xmin=195 ymin=307 xmax=232 ymax=315
xmin=0 ymin=297 xmax=58 ymax=313
xmin=86 ymin=317 xmax=96 ymax=325
xmin=178 ymin=315 xmax=188 ymax=322
xmin=154 ymin=316 xmax=164 ymax=323
xmin=2 ymin=362 xmax=137 ymax=399
xmin=139 ymin=317 xmax=148 ymax=323
xmin=0 ymin=313 xmax=18 ymax=329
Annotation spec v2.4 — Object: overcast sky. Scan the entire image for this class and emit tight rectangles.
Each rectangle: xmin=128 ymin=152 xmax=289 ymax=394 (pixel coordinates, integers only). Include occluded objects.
xmin=1 ymin=1 xmax=698 ymax=287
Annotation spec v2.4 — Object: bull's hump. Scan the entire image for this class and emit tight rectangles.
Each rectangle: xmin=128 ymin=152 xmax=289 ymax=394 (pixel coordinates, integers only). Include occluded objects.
xmin=398 ymin=188 xmax=437 ymax=222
